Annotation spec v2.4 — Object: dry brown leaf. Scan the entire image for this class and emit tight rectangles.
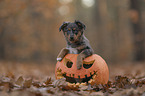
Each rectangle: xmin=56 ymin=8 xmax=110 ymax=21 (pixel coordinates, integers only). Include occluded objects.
xmin=23 ymin=78 xmax=32 ymax=88
xmin=6 ymin=72 xmax=15 ymax=79
xmin=44 ymin=77 xmax=52 ymax=85
xmin=32 ymin=81 xmax=41 ymax=88
xmin=15 ymin=76 xmax=24 ymax=86
xmin=46 ymin=89 xmax=54 ymax=94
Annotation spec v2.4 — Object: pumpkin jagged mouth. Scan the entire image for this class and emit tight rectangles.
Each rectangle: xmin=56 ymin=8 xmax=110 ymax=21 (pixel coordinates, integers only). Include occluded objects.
xmin=56 ymin=68 xmax=97 ymax=86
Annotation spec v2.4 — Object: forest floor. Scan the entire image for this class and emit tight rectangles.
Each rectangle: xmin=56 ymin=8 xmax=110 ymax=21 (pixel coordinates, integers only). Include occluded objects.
xmin=0 ymin=61 xmax=144 ymax=96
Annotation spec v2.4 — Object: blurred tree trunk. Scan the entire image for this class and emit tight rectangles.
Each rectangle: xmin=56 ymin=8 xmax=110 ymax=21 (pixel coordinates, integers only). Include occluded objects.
xmin=130 ymin=0 xmax=145 ymax=61
xmin=0 ymin=31 xmax=4 ymax=59
xmin=0 ymin=0 xmax=60 ymax=62
xmin=93 ymin=0 xmax=133 ymax=63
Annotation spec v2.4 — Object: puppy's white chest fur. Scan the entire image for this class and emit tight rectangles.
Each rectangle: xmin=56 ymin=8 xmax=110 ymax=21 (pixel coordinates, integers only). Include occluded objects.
xmin=67 ymin=48 xmax=78 ymax=54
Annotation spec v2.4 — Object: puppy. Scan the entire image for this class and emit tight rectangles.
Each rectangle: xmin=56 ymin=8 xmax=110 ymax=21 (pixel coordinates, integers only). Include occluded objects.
xmin=57 ymin=20 xmax=94 ymax=69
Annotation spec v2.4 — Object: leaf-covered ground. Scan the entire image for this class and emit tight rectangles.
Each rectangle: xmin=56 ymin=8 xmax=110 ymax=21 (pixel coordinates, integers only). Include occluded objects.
xmin=0 ymin=61 xmax=144 ymax=96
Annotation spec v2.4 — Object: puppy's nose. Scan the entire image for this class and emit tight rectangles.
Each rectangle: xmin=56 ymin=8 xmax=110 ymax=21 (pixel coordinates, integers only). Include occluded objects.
xmin=70 ymin=37 xmax=74 ymax=41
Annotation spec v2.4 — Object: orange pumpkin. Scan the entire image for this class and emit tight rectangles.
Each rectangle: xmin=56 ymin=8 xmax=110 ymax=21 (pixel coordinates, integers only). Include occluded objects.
xmin=55 ymin=54 xmax=109 ymax=86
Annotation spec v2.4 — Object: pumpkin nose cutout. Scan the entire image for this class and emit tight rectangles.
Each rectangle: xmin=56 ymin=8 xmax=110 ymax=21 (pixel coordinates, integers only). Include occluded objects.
xmin=66 ymin=61 xmax=73 ymax=68
xmin=83 ymin=60 xmax=95 ymax=69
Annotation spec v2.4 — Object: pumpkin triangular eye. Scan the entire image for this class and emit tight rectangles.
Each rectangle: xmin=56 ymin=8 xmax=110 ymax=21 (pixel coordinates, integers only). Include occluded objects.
xmin=83 ymin=60 xmax=95 ymax=69
xmin=64 ymin=58 xmax=73 ymax=68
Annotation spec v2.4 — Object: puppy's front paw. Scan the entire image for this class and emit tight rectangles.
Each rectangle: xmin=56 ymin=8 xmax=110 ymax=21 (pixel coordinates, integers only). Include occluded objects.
xmin=76 ymin=60 xmax=82 ymax=70
xmin=57 ymin=57 xmax=62 ymax=61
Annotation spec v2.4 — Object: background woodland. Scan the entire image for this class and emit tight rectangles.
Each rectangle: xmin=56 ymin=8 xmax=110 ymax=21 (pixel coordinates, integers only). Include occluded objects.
xmin=0 ymin=0 xmax=145 ymax=64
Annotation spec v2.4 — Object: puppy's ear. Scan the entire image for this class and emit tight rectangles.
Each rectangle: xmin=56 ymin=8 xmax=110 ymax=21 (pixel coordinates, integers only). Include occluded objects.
xmin=75 ymin=20 xmax=86 ymax=30
xmin=59 ymin=22 xmax=69 ymax=32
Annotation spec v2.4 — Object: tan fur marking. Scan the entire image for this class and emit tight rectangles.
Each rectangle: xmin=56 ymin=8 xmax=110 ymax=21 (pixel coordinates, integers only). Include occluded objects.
xmin=73 ymin=28 xmax=76 ymax=30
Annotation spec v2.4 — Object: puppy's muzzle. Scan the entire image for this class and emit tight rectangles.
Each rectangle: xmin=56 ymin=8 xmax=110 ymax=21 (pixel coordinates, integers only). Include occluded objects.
xmin=70 ymin=36 xmax=74 ymax=41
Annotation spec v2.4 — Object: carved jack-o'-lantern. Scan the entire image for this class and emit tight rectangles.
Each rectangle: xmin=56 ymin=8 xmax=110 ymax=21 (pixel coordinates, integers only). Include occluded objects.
xmin=55 ymin=54 xmax=109 ymax=86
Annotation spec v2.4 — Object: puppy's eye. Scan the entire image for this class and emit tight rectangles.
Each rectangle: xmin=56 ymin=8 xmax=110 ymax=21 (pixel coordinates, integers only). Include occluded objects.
xmin=74 ymin=32 xmax=78 ymax=35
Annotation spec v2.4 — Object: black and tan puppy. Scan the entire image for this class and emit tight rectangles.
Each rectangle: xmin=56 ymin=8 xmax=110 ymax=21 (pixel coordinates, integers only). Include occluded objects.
xmin=57 ymin=20 xmax=94 ymax=69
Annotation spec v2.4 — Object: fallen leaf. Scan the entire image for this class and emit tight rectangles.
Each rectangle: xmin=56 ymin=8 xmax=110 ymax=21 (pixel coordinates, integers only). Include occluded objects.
xmin=23 ymin=78 xmax=32 ymax=88
xmin=15 ymin=76 xmax=24 ymax=86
